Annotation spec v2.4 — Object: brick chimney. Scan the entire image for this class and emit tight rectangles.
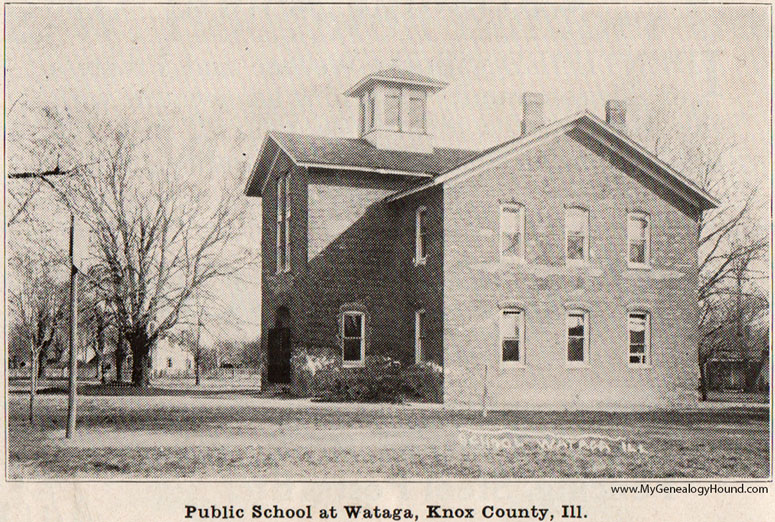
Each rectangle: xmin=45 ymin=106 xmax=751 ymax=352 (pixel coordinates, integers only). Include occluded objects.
xmin=605 ymin=100 xmax=626 ymax=132
xmin=521 ymin=92 xmax=544 ymax=136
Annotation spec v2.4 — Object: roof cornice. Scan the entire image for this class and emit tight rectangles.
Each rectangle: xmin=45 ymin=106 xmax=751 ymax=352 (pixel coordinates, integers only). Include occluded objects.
xmin=344 ymin=74 xmax=447 ymax=98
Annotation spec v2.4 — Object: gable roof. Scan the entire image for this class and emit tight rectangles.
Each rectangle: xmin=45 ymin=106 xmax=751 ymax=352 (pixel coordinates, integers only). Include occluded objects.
xmin=244 ymin=130 xmax=479 ymax=196
xmin=385 ymin=111 xmax=720 ymax=210
xmin=344 ymin=68 xmax=448 ymax=97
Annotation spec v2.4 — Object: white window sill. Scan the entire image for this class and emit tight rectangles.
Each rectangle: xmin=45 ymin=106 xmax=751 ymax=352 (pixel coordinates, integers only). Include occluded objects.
xmin=342 ymin=361 xmax=365 ymax=368
xmin=565 ymin=362 xmax=589 ymax=369
xmin=413 ymin=257 xmax=427 ymax=267
xmin=628 ymin=363 xmax=652 ymax=369
xmin=627 ymin=262 xmax=652 ymax=270
xmin=500 ymin=361 xmax=526 ymax=369
xmin=565 ymin=259 xmax=589 ymax=267
xmin=500 ymin=256 xmax=526 ymax=265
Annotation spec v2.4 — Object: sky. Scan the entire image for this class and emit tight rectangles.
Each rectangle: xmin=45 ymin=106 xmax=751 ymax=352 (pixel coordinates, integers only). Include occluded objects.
xmin=5 ymin=4 xmax=771 ymax=341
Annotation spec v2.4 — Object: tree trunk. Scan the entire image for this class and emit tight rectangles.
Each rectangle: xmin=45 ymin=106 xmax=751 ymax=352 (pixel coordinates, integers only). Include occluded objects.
xmin=115 ymin=341 xmax=126 ymax=383
xmin=29 ymin=343 xmax=37 ymax=426
xmin=96 ymin=352 xmax=104 ymax=382
xmin=195 ymin=356 xmax=200 ymax=386
xmin=37 ymin=347 xmax=47 ymax=380
xmin=698 ymin=358 xmax=708 ymax=401
xmin=95 ymin=311 xmax=105 ymax=382
xmin=130 ymin=333 xmax=152 ymax=387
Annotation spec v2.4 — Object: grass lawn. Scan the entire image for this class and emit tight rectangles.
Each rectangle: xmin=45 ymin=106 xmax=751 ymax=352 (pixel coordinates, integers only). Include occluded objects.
xmin=6 ymin=391 xmax=770 ymax=479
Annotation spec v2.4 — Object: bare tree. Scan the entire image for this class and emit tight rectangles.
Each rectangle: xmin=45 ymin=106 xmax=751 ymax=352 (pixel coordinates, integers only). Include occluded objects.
xmin=65 ymin=120 xmax=254 ymax=386
xmin=630 ymin=98 xmax=768 ymax=399
xmin=7 ymin=255 xmax=68 ymax=424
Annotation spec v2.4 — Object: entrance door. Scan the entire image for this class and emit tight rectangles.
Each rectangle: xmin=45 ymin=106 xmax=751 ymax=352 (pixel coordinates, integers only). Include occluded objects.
xmin=267 ymin=327 xmax=291 ymax=384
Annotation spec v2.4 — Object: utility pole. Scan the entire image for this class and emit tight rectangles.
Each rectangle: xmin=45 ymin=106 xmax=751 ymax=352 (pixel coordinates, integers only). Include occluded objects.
xmin=9 ymin=167 xmax=81 ymax=438
xmin=65 ymin=213 xmax=79 ymax=438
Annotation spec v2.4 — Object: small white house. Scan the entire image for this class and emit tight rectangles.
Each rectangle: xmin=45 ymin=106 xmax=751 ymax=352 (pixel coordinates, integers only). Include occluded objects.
xmin=151 ymin=337 xmax=194 ymax=377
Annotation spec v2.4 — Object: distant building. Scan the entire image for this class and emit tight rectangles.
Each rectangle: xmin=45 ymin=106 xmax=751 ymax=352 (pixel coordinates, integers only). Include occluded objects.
xmin=151 ymin=337 xmax=194 ymax=377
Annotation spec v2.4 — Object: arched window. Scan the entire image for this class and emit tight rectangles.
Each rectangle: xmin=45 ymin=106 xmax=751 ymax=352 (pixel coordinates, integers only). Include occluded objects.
xmin=500 ymin=308 xmax=525 ymax=366
xmin=415 ymin=309 xmax=426 ymax=363
xmin=628 ymin=311 xmax=651 ymax=366
xmin=341 ymin=311 xmax=365 ymax=367
xmin=500 ymin=203 xmax=525 ymax=262
xmin=627 ymin=212 xmax=650 ymax=267
xmin=414 ymin=206 xmax=427 ymax=265
xmin=566 ymin=310 xmax=589 ymax=366
xmin=565 ymin=207 xmax=589 ymax=263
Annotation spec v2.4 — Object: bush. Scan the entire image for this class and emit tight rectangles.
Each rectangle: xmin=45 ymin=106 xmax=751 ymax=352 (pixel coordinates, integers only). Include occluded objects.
xmin=314 ymin=372 xmax=404 ymax=404
xmin=313 ymin=358 xmax=443 ymax=404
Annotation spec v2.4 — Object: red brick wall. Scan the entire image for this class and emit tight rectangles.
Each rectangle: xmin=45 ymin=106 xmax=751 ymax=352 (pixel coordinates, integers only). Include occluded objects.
xmin=262 ymin=164 xmax=437 ymax=391
xmin=443 ymin=128 xmax=701 ymax=408
xmin=300 ymin=169 xmax=414 ymax=355
xmin=390 ymin=186 xmax=445 ymax=368
xmin=260 ymin=152 xmax=308 ymax=378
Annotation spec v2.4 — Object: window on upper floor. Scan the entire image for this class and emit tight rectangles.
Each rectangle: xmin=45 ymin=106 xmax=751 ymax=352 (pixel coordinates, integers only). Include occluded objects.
xmin=385 ymin=88 xmax=401 ymax=128
xmin=415 ymin=206 xmax=427 ymax=266
xmin=275 ymin=172 xmax=291 ymax=273
xmin=500 ymin=203 xmax=525 ymax=262
xmin=628 ymin=312 xmax=650 ymax=366
xmin=342 ymin=312 xmax=365 ymax=367
xmin=628 ymin=212 xmax=650 ymax=267
xmin=408 ymin=95 xmax=426 ymax=132
xmin=566 ymin=310 xmax=589 ymax=366
xmin=415 ymin=309 xmax=426 ymax=363
xmin=284 ymin=172 xmax=291 ymax=272
xmin=500 ymin=308 xmax=525 ymax=366
xmin=565 ymin=207 xmax=589 ymax=263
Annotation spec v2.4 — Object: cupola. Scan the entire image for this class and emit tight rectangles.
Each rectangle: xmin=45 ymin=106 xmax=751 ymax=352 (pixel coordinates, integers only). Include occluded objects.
xmin=344 ymin=68 xmax=447 ymax=154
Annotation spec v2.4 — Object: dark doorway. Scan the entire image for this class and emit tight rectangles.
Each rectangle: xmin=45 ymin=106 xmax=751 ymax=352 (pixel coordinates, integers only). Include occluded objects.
xmin=268 ymin=306 xmax=292 ymax=384
xmin=267 ymin=328 xmax=291 ymax=384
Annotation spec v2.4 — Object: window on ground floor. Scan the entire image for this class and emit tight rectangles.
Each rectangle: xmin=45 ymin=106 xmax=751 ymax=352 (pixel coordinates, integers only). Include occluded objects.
xmin=566 ymin=310 xmax=589 ymax=366
xmin=628 ymin=312 xmax=650 ymax=366
xmin=500 ymin=308 xmax=525 ymax=366
xmin=415 ymin=309 xmax=426 ymax=363
xmin=342 ymin=312 xmax=365 ymax=366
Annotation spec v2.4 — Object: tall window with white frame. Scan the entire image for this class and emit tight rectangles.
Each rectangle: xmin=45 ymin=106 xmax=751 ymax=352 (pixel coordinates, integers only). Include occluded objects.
xmin=415 ymin=206 xmax=427 ymax=265
xmin=275 ymin=172 xmax=291 ymax=273
xmin=566 ymin=310 xmax=589 ymax=366
xmin=628 ymin=312 xmax=650 ymax=366
xmin=627 ymin=212 xmax=650 ymax=267
xmin=275 ymin=174 xmax=284 ymax=273
xmin=284 ymin=172 xmax=291 ymax=272
xmin=342 ymin=312 xmax=365 ymax=367
xmin=500 ymin=203 xmax=525 ymax=262
xmin=565 ymin=207 xmax=589 ymax=263
xmin=500 ymin=309 xmax=525 ymax=366
xmin=415 ymin=309 xmax=426 ymax=363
